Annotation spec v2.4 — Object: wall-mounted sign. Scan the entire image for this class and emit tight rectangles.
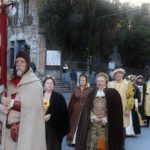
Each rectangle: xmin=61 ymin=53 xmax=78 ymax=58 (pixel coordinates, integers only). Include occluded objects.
xmin=46 ymin=50 xmax=61 ymax=66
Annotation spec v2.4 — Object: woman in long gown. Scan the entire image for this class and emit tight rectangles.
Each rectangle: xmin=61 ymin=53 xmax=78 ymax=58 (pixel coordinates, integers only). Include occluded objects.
xmin=43 ymin=76 xmax=70 ymax=150
xmin=125 ymin=75 xmax=141 ymax=136
xmin=67 ymin=74 xmax=91 ymax=145
xmin=75 ymin=72 xmax=123 ymax=150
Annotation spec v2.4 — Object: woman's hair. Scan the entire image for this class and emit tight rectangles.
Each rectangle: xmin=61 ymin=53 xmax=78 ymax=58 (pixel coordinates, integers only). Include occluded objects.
xmin=96 ymin=72 xmax=109 ymax=83
xmin=79 ymin=73 xmax=88 ymax=82
xmin=43 ymin=76 xmax=56 ymax=86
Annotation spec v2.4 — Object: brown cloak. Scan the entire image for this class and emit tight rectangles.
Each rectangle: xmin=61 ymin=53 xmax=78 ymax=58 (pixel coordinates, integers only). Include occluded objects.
xmin=75 ymin=88 xmax=123 ymax=150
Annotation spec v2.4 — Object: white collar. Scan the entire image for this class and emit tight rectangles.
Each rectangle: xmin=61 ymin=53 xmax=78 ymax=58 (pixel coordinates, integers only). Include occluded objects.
xmin=96 ymin=90 xmax=105 ymax=97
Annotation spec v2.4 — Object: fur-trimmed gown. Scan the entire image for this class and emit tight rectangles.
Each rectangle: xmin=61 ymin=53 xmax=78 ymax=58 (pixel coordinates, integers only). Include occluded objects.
xmin=75 ymin=88 xmax=123 ymax=150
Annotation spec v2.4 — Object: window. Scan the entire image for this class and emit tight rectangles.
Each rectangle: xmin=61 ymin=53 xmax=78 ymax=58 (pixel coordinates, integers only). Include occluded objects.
xmin=24 ymin=0 xmax=29 ymax=17
xmin=9 ymin=41 xmax=15 ymax=68
xmin=13 ymin=3 xmax=19 ymax=26
xmin=9 ymin=40 xmax=26 ymax=68
xmin=17 ymin=40 xmax=25 ymax=52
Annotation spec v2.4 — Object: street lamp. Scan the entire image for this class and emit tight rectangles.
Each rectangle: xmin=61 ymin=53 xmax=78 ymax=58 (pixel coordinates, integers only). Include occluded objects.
xmin=86 ymin=47 xmax=90 ymax=75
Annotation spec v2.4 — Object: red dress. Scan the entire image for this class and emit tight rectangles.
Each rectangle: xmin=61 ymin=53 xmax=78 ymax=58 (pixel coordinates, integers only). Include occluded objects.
xmin=66 ymin=86 xmax=91 ymax=144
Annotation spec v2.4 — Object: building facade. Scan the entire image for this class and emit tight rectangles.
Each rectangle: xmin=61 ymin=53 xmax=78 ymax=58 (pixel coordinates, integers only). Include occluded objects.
xmin=7 ymin=0 xmax=46 ymax=74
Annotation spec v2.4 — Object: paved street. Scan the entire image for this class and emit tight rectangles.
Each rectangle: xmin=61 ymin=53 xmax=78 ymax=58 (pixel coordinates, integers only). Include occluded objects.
xmin=125 ymin=127 xmax=150 ymax=150
xmin=62 ymin=127 xmax=150 ymax=150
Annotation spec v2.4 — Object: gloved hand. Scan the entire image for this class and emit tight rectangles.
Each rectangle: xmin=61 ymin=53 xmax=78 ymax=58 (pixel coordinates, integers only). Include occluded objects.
xmin=138 ymin=102 xmax=143 ymax=106
xmin=101 ymin=117 xmax=107 ymax=126
xmin=91 ymin=115 xmax=102 ymax=123
xmin=124 ymin=110 xmax=130 ymax=116
xmin=44 ymin=114 xmax=51 ymax=122
xmin=2 ymin=96 xmax=12 ymax=107
xmin=0 ymin=104 xmax=9 ymax=114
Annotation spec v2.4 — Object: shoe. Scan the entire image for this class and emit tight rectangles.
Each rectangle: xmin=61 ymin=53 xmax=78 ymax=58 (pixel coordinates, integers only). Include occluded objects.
xmin=67 ymin=143 xmax=75 ymax=147
xmin=126 ymin=135 xmax=135 ymax=137
xmin=67 ymin=141 xmax=75 ymax=147
xmin=144 ymin=125 xmax=149 ymax=127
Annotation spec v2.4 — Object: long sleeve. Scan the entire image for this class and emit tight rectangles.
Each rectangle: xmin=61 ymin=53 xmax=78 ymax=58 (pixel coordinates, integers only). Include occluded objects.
xmin=68 ymin=90 xmax=76 ymax=118
xmin=126 ymin=82 xmax=134 ymax=111
xmin=49 ymin=92 xmax=70 ymax=138
xmin=12 ymin=100 xmax=21 ymax=112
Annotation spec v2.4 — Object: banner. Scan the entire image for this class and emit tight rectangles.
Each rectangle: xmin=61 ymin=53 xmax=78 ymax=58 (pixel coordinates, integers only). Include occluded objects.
xmin=0 ymin=4 xmax=8 ymax=150
xmin=0 ymin=3 xmax=7 ymax=88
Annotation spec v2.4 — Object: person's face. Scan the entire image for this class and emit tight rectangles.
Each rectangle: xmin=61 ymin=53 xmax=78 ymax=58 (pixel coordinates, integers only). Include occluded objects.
xmin=114 ymin=72 xmax=124 ymax=81
xmin=44 ymin=79 xmax=55 ymax=91
xmin=137 ymin=78 xmax=143 ymax=83
xmin=96 ymin=76 xmax=107 ymax=90
xmin=15 ymin=57 xmax=27 ymax=76
xmin=79 ymin=76 xmax=87 ymax=87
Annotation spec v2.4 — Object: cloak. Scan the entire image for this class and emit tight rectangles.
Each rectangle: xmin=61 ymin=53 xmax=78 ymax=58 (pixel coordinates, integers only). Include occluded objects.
xmin=6 ymin=69 xmax=46 ymax=150
xmin=45 ymin=91 xmax=70 ymax=150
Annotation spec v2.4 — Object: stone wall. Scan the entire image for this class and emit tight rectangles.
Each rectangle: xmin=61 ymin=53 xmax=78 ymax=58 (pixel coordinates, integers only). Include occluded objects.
xmin=7 ymin=0 xmax=46 ymax=74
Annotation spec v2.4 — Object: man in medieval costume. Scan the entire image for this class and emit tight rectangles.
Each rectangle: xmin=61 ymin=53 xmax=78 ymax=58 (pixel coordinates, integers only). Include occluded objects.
xmin=125 ymin=75 xmax=141 ymax=136
xmin=1 ymin=50 xmax=46 ymax=150
xmin=108 ymin=68 xmax=134 ymax=148
xmin=75 ymin=72 xmax=123 ymax=150
xmin=143 ymin=75 xmax=150 ymax=127
xmin=135 ymin=75 xmax=145 ymax=126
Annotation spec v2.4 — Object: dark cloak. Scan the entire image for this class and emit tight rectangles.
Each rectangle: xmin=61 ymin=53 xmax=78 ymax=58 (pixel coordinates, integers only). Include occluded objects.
xmin=45 ymin=91 xmax=70 ymax=150
xmin=142 ymin=83 xmax=147 ymax=119
xmin=75 ymin=88 xmax=123 ymax=150
xmin=131 ymin=84 xmax=141 ymax=134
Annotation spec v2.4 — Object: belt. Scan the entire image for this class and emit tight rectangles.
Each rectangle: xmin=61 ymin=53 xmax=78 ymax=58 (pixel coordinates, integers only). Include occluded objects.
xmin=6 ymin=122 xmax=19 ymax=129
xmin=146 ymin=93 xmax=150 ymax=95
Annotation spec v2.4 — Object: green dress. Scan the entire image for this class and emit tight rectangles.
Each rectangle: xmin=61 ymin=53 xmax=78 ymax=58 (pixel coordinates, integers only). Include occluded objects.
xmin=86 ymin=96 xmax=108 ymax=150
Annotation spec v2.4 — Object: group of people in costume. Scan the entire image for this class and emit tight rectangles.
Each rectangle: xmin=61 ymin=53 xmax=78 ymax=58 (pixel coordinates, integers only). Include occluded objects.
xmin=67 ymin=68 xmax=150 ymax=150
xmin=0 ymin=50 xmax=149 ymax=150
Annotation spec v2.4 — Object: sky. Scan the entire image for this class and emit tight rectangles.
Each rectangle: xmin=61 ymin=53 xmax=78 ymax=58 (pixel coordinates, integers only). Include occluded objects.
xmin=120 ymin=0 xmax=150 ymax=4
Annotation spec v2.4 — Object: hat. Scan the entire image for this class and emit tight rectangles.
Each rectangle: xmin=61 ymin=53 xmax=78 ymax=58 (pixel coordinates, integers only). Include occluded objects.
xmin=16 ymin=50 xmax=30 ymax=73
xmin=136 ymin=75 xmax=143 ymax=80
xmin=96 ymin=72 xmax=109 ymax=83
xmin=112 ymin=68 xmax=125 ymax=77
xmin=127 ymin=75 xmax=136 ymax=82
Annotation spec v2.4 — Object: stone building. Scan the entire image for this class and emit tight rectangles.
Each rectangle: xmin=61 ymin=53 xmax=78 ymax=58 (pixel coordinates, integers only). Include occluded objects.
xmin=7 ymin=0 xmax=46 ymax=74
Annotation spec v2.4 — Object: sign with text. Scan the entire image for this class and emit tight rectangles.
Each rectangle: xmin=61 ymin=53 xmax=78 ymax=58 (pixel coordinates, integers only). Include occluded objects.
xmin=46 ymin=50 xmax=61 ymax=66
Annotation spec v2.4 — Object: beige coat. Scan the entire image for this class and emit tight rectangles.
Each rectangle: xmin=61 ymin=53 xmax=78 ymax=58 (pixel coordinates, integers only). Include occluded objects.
xmin=108 ymin=80 xmax=134 ymax=127
xmin=4 ymin=69 xmax=46 ymax=150
xmin=145 ymin=82 xmax=150 ymax=116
